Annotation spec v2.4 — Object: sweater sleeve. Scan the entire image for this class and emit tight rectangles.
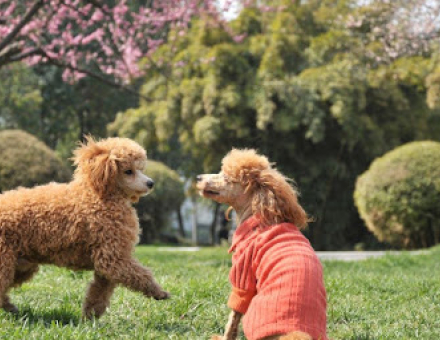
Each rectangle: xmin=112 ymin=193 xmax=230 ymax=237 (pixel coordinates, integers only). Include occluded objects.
xmin=227 ymin=245 xmax=257 ymax=314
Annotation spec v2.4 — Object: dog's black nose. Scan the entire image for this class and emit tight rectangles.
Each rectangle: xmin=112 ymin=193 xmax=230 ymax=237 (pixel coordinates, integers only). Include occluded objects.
xmin=196 ymin=175 xmax=203 ymax=182
xmin=146 ymin=179 xmax=154 ymax=189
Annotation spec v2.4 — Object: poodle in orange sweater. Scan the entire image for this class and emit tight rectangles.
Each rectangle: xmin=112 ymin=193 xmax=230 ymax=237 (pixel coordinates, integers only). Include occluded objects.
xmin=197 ymin=149 xmax=327 ymax=340
xmin=0 ymin=136 xmax=169 ymax=319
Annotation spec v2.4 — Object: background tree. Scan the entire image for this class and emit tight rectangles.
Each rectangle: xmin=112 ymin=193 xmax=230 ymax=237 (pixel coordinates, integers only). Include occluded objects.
xmin=34 ymin=65 xmax=140 ymax=159
xmin=135 ymin=160 xmax=185 ymax=243
xmin=0 ymin=130 xmax=71 ymax=193
xmin=344 ymin=0 xmax=440 ymax=63
xmin=110 ymin=0 xmax=440 ymax=249
xmin=0 ymin=63 xmax=42 ymax=134
xmin=0 ymin=0 xmax=245 ymax=93
xmin=0 ymin=0 xmax=253 ymax=165
xmin=0 ymin=63 xmax=139 ymax=160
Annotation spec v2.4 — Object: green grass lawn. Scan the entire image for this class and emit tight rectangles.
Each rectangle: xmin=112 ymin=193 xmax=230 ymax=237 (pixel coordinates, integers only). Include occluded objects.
xmin=1 ymin=246 xmax=440 ymax=340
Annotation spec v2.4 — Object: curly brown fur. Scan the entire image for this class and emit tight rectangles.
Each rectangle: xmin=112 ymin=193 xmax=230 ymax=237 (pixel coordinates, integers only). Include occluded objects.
xmin=197 ymin=148 xmax=310 ymax=228
xmin=222 ymin=149 xmax=309 ymax=228
xmin=0 ymin=136 xmax=169 ymax=318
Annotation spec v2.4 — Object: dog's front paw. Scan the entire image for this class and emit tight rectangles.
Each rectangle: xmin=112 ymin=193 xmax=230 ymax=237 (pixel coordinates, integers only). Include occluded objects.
xmin=153 ymin=290 xmax=171 ymax=300
xmin=210 ymin=335 xmax=224 ymax=340
xmin=82 ymin=302 xmax=108 ymax=320
xmin=2 ymin=302 xmax=18 ymax=314
xmin=144 ymin=288 xmax=170 ymax=300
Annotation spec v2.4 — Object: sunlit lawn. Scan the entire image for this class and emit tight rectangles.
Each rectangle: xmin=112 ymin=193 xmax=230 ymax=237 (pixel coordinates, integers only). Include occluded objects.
xmin=1 ymin=246 xmax=440 ymax=339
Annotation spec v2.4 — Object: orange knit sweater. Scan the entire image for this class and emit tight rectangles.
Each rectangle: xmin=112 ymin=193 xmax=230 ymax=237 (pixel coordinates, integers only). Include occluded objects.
xmin=227 ymin=216 xmax=328 ymax=340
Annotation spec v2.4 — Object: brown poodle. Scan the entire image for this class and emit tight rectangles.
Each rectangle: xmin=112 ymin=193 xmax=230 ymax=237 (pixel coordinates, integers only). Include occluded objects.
xmin=197 ymin=149 xmax=328 ymax=340
xmin=0 ymin=136 xmax=169 ymax=319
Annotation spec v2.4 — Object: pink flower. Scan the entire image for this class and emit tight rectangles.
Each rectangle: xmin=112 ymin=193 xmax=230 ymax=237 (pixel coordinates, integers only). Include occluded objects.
xmin=233 ymin=34 xmax=246 ymax=43
xmin=4 ymin=2 xmax=16 ymax=16
xmin=91 ymin=9 xmax=104 ymax=22
xmin=175 ymin=60 xmax=186 ymax=67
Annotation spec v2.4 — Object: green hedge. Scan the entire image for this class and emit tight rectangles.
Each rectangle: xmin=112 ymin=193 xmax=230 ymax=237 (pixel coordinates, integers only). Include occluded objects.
xmin=0 ymin=130 xmax=71 ymax=192
xmin=136 ymin=160 xmax=185 ymax=243
xmin=354 ymin=141 xmax=440 ymax=249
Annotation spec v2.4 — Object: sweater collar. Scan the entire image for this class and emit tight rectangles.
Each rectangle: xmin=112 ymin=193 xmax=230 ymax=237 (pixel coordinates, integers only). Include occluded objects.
xmin=228 ymin=215 xmax=260 ymax=253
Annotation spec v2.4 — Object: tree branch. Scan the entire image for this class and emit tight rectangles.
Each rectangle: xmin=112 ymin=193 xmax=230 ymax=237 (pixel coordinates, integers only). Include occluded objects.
xmin=0 ymin=0 xmax=45 ymax=53
xmin=0 ymin=42 xmax=23 ymax=67
xmin=41 ymin=50 xmax=155 ymax=102
xmin=83 ymin=0 xmax=109 ymax=14
xmin=8 ymin=47 xmax=43 ymax=63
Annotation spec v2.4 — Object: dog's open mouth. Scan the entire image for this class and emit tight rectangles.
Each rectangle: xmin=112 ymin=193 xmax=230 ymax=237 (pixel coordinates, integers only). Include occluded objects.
xmin=203 ymin=190 xmax=220 ymax=196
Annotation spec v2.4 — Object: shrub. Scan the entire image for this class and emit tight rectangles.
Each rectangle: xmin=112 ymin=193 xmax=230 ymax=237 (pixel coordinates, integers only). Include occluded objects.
xmin=0 ymin=129 xmax=71 ymax=192
xmin=354 ymin=141 xmax=440 ymax=249
xmin=136 ymin=160 xmax=185 ymax=243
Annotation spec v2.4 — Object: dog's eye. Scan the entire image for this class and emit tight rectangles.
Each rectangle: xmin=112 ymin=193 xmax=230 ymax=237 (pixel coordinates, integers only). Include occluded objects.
xmin=125 ymin=170 xmax=134 ymax=175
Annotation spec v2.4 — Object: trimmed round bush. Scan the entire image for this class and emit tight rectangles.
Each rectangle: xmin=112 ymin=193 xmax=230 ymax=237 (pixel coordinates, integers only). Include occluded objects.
xmin=354 ymin=141 xmax=440 ymax=249
xmin=136 ymin=160 xmax=185 ymax=243
xmin=0 ymin=129 xmax=71 ymax=192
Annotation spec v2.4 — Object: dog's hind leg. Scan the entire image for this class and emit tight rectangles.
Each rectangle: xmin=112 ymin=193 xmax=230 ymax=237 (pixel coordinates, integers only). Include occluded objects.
xmin=82 ymin=272 xmax=116 ymax=320
xmin=1 ymin=259 xmax=38 ymax=314
xmin=2 ymin=295 xmax=18 ymax=313
xmin=0 ymin=242 xmax=17 ymax=313
xmin=13 ymin=259 xmax=39 ymax=287
xmin=2 ymin=262 xmax=40 ymax=314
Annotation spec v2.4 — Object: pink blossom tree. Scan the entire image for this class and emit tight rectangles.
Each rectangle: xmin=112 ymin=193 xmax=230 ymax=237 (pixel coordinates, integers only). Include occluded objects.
xmin=345 ymin=0 xmax=440 ymax=63
xmin=2 ymin=0 xmax=437 ymax=90
xmin=0 ymin=0 xmax=234 ymax=90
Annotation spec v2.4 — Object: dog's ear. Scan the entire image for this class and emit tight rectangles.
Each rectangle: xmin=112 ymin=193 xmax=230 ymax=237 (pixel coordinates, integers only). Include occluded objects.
xmin=252 ymin=169 xmax=308 ymax=228
xmin=73 ymin=136 xmax=118 ymax=198
xmin=88 ymin=152 xmax=118 ymax=198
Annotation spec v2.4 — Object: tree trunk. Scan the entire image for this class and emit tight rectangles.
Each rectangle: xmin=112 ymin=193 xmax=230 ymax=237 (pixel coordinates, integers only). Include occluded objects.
xmin=315 ymin=143 xmax=344 ymax=249
xmin=78 ymin=110 xmax=85 ymax=141
xmin=191 ymin=198 xmax=198 ymax=245
xmin=176 ymin=207 xmax=185 ymax=238
xmin=210 ymin=203 xmax=220 ymax=245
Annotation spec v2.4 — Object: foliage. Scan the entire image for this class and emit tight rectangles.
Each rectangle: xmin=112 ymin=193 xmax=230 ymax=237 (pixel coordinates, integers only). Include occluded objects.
xmin=0 ymin=130 xmax=71 ymax=192
xmin=426 ymin=62 xmax=440 ymax=110
xmin=38 ymin=66 xmax=141 ymax=159
xmin=110 ymin=0 xmax=440 ymax=249
xmin=0 ymin=63 xmax=42 ymax=134
xmin=354 ymin=141 xmax=440 ymax=249
xmin=136 ymin=160 xmax=184 ymax=244
xmin=2 ymin=246 xmax=440 ymax=339
xmin=0 ymin=64 xmax=138 ymax=162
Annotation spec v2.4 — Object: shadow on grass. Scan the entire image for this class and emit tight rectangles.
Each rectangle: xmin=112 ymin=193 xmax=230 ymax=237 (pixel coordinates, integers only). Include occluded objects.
xmin=11 ymin=307 xmax=81 ymax=327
